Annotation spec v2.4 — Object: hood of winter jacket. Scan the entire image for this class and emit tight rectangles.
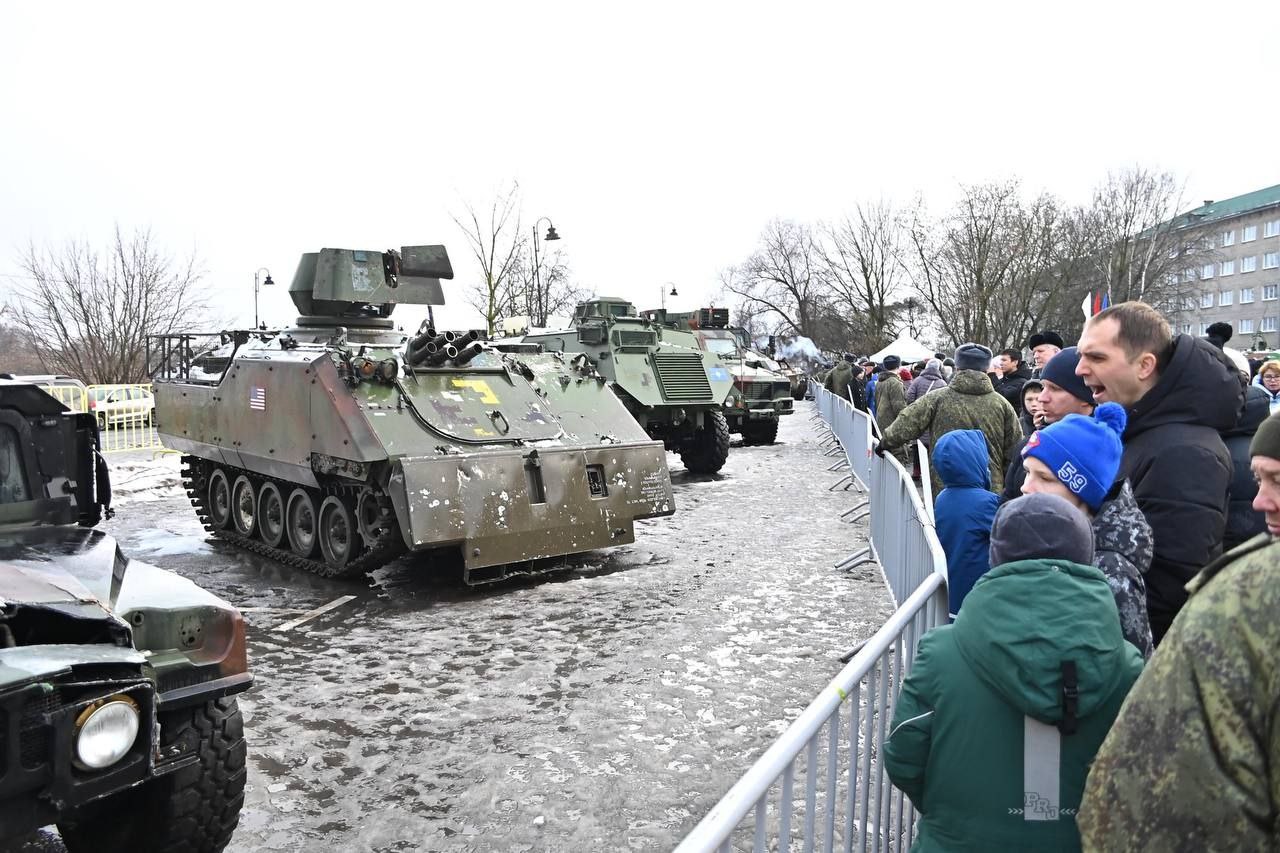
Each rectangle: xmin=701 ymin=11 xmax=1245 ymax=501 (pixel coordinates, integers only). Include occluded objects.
xmin=1223 ymin=384 xmax=1271 ymax=439
xmin=933 ymin=429 xmax=991 ymax=490
xmin=1126 ymin=334 xmax=1245 ymax=440
xmin=952 ymin=558 xmax=1131 ymax=724
xmin=949 ymin=369 xmax=995 ymax=397
xmin=1092 ymin=481 xmax=1154 ymax=573
xmin=916 ymin=364 xmax=945 ymax=383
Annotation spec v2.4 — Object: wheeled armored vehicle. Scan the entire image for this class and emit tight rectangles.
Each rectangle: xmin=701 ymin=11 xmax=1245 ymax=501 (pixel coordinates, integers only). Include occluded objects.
xmin=0 ymin=380 xmax=251 ymax=851
xmin=520 ymin=297 xmax=736 ymax=474
xmin=652 ymin=308 xmax=794 ymax=445
xmin=151 ymin=246 xmax=675 ymax=584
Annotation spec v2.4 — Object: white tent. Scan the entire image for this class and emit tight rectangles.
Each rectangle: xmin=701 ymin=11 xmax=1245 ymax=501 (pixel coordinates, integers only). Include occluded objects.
xmin=869 ymin=332 xmax=934 ymax=364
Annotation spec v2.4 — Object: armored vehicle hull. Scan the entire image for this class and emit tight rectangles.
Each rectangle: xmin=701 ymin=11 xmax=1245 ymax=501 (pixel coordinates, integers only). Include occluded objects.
xmin=153 ymin=247 xmax=675 ymax=584
xmin=687 ymin=326 xmax=794 ymax=446
xmin=0 ymin=380 xmax=251 ymax=852
xmin=521 ymin=297 xmax=735 ymax=475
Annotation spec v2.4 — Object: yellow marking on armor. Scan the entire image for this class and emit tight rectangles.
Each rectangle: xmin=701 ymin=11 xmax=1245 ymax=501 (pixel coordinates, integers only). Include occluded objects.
xmin=473 ymin=427 xmax=495 ymax=436
xmin=452 ymin=378 xmax=499 ymax=404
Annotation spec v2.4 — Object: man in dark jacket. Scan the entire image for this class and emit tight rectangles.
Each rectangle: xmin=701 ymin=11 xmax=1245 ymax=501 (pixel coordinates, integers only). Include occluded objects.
xmin=886 ymin=493 xmax=1143 ymax=852
xmin=1221 ymin=384 xmax=1269 ymax=550
xmin=993 ymin=348 xmax=1032 ymax=409
xmin=823 ymin=353 xmax=866 ymax=411
xmin=1076 ymin=302 xmax=1246 ymax=645
xmin=1027 ymin=331 xmax=1064 ymax=379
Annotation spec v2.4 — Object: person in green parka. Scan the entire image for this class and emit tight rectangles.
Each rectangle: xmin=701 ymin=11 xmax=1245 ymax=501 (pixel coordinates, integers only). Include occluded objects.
xmin=884 ymin=493 xmax=1144 ymax=852
xmin=875 ymin=354 xmax=910 ymax=465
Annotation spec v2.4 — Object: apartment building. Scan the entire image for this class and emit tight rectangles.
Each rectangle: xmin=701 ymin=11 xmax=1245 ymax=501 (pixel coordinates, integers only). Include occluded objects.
xmin=1173 ymin=184 xmax=1280 ymax=350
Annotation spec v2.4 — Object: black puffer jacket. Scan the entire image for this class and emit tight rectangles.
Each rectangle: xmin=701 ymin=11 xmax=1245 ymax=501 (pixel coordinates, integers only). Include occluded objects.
xmin=1221 ymin=385 xmax=1270 ymax=551
xmin=1121 ymin=334 xmax=1245 ymax=644
xmin=993 ymin=364 xmax=1032 ymax=411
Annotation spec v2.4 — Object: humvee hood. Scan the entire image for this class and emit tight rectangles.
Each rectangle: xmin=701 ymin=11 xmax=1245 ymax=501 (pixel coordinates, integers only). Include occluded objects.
xmin=0 ymin=526 xmax=124 ymax=611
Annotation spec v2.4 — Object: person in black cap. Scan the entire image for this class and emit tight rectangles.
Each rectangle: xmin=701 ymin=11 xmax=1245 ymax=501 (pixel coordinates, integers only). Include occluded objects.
xmin=1204 ymin=321 xmax=1233 ymax=351
xmin=1028 ymin=331 xmax=1065 ymax=378
xmin=875 ymin=355 xmax=910 ymax=462
xmin=1001 ymin=346 xmax=1096 ymax=502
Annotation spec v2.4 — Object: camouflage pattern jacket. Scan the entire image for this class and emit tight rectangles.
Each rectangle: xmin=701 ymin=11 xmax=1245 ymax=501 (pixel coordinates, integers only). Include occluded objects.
xmin=878 ymin=369 xmax=1022 ymax=496
xmin=875 ymin=373 xmax=910 ymax=463
xmin=1079 ymin=533 xmax=1280 ymax=851
xmin=1091 ymin=481 xmax=1154 ymax=659
xmin=823 ymin=362 xmax=866 ymax=411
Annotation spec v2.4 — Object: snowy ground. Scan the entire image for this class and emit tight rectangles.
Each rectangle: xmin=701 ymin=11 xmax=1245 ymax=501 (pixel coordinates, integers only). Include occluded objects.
xmin=17 ymin=403 xmax=890 ymax=852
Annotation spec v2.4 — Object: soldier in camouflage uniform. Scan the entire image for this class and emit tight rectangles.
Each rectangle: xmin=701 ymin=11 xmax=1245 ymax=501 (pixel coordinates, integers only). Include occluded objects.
xmin=875 ymin=355 xmax=910 ymax=465
xmin=823 ymin=353 xmax=866 ymax=411
xmin=1078 ymin=413 xmax=1280 ymax=850
xmin=876 ymin=343 xmax=1021 ymax=496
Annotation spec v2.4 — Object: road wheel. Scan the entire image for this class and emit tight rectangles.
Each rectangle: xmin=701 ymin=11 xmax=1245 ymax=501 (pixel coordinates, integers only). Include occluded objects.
xmin=257 ymin=482 xmax=286 ymax=548
xmin=58 ymin=696 xmax=247 ymax=853
xmin=97 ymin=412 xmax=108 ymax=431
xmin=679 ymin=409 xmax=731 ymax=474
xmin=207 ymin=469 xmax=232 ymax=530
xmin=318 ymin=496 xmax=360 ymax=570
xmin=230 ymin=475 xmax=257 ymax=537
xmin=286 ymin=488 xmax=319 ymax=557
xmin=743 ymin=418 xmax=779 ymax=446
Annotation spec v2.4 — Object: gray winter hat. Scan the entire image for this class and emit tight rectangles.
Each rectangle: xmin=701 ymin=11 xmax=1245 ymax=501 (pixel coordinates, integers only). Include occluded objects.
xmin=989 ymin=493 xmax=1095 ymax=567
xmin=954 ymin=343 xmax=993 ymax=373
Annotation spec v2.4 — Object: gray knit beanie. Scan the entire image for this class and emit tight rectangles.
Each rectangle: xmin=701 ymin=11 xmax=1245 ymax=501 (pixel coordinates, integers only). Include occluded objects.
xmin=989 ymin=493 xmax=1095 ymax=567
xmin=954 ymin=343 xmax=993 ymax=373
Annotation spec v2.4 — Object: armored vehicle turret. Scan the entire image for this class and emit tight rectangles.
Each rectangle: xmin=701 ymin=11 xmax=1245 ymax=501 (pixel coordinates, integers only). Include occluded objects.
xmin=646 ymin=308 xmax=794 ymax=445
xmin=151 ymin=246 xmax=675 ymax=584
xmin=0 ymin=380 xmax=251 ymax=851
xmin=520 ymin=297 xmax=735 ymax=474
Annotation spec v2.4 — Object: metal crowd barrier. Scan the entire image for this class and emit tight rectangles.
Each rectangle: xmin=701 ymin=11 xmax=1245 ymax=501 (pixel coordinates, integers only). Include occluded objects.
xmin=678 ymin=382 xmax=949 ymax=852
xmin=42 ymin=383 xmax=164 ymax=454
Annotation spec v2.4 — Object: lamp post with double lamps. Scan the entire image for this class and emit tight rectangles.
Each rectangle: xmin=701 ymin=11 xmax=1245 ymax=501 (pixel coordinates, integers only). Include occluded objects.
xmin=253 ymin=267 xmax=274 ymax=329
xmin=529 ymin=217 xmax=561 ymax=327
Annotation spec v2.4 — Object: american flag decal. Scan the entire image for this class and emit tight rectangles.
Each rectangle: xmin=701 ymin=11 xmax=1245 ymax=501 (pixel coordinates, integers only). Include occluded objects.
xmin=249 ymin=386 xmax=266 ymax=411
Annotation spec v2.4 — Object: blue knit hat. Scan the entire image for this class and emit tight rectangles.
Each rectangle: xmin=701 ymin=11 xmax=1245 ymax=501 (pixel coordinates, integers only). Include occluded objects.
xmin=1039 ymin=346 xmax=1094 ymax=406
xmin=1021 ymin=402 xmax=1127 ymax=511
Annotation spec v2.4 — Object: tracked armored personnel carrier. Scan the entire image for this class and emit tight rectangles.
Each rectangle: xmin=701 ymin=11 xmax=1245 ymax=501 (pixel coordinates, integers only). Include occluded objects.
xmin=0 ymin=380 xmax=251 ymax=852
xmin=520 ymin=297 xmax=735 ymax=474
xmin=652 ymin=308 xmax=794 ymax=446
xmin=151 ymin=246 xmax=675 ymax=584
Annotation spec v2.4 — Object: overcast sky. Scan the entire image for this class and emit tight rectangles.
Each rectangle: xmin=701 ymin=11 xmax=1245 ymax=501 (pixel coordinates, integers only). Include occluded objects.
xmin=2 ymin=1 xmax=1277 ymax=333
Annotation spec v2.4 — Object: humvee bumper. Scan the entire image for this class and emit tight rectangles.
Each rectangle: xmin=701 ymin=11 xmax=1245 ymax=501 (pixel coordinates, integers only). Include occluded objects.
xmin=388 ymin=441 xmax=675 ymax=569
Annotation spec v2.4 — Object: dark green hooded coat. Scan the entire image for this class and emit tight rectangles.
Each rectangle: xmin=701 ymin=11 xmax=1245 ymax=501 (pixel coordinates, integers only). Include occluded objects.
xmin=884 ymin=559 xmax=1144 ymax=852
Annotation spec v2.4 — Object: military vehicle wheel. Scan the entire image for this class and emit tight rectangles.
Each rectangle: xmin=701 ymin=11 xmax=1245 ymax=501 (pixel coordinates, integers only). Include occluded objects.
xmin=318 ymin=496 xmax=360 ymax=570
xmin=207 ymin=469 xmax=233 ymax=530
xmin=230 ymin=475 xmax=257 ymax=537
xmin=742 ymin=419 xmax=779 ymax=446
xmin=97 ymin=412 xmax=108 ymax=431
xmin=792 ymin=386 xmax=805 ymax=401
xmin=680 ymin=409 xmax=731 ymax=474
xmin=286 ymin=488 xmax=319 ymax=557
xmin=58 ymin=696 xmax=247 ymax=853
xmin=257 ymin=482 xmax=286 ymax=548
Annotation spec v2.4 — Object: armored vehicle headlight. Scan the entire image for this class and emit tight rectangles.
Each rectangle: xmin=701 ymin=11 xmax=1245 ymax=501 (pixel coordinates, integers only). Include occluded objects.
xmin=352 ymin=357 xmax=377 ymax=379
xmin=378 ymin=358 xmax=399 ymax=381
xmin=74 ymin=696 xmax=141 ymax=770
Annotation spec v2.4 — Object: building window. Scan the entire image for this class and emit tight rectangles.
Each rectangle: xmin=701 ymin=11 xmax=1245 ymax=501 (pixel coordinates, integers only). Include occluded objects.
xmin=1221 ymin=290 xmax=1234 ymax=306
xmin=1242 ymin=288 xmax=1255 ymax=303
xmin=1265 ymin=252 xmax=1280 ymax=270
xmin=1201 ymin=292 xmax=1215 ymax=308
xmin=1222 ymin=230 xmax=1236 ymax=247
xmin=1181 ymin=323 xmax=1193 ymax=334
xmin=1240 ymin=319 xmax=1255 ymax=334
xmin=1264 ymin=317 xmax=1278 ymax=333
xmin=1203 ymin=264 xmax=1216 ymax=279
xmin=1266 ymin=219 xmax=1280 ymax=238
xmin=1220 ymin=260 xmax=1235 ymax=276
xmin=1244 ymin=225 xmax=1258 ymax=242
xmin=1199 ymin=322 xmax=1211 ymax=336
xmin=1243 ymin=255 xmax=1258 ymax=273
xmin=1265 ymin=285 xmax=1279 ymax=301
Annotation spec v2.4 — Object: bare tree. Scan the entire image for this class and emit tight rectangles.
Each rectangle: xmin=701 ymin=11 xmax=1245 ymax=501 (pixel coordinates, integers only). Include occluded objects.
xmin=452 ymin=182 xmax=524 ymax=335
xmin=721 ymin=219 xmax=826 ymax=340
xmin=7 ymin=226 xmax=205 ymax=383
xmin=818 ymin=202 xmax=908 ymax=353
xmin=507 ymin=242 xmax=589 ymax=328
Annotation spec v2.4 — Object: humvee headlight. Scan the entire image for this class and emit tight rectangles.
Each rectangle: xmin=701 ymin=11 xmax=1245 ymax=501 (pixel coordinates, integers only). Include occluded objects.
xmin=74 ymin=696 xmax=140 ymax=770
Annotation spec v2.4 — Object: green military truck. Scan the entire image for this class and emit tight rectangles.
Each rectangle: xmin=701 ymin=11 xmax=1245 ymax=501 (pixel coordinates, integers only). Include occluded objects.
xmin=647 ymin=308 xmax=794 ymax=445
xmin=520 ymin=297 xmax=736 ymax=474
xmin=0 ymin=380 xmax=251 ymax=852
xmin=151 ymin=246 xmax=676 ymax=585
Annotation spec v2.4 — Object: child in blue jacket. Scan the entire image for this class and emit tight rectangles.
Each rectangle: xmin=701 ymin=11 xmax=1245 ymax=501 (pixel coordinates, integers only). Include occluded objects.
xmin=933 ymin=429 xmax=1000 ymax=619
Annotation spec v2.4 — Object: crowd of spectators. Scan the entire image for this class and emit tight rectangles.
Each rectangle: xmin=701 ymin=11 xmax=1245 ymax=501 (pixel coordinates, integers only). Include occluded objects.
xmin=822 ymin=302 xmax=1279 ymax=850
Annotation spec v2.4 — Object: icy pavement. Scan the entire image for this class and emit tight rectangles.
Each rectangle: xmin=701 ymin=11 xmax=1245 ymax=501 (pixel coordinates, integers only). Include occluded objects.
xmin=21 ymin=404 xmax=891 ymax=852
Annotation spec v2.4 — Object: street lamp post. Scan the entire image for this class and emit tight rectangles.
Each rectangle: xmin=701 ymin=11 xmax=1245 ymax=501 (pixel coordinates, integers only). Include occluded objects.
xmin=254 ymin=267 xmax=274 ymax=329
xmin=661 ymin=282 xmax=678 ymax=310
xmin=529 ymin=217 xmax=560 ymax=327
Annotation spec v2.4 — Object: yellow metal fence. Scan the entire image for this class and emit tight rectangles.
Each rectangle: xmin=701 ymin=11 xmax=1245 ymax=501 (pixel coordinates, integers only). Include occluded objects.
xmin=42 ymin=383 xmax=165 ymax=454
